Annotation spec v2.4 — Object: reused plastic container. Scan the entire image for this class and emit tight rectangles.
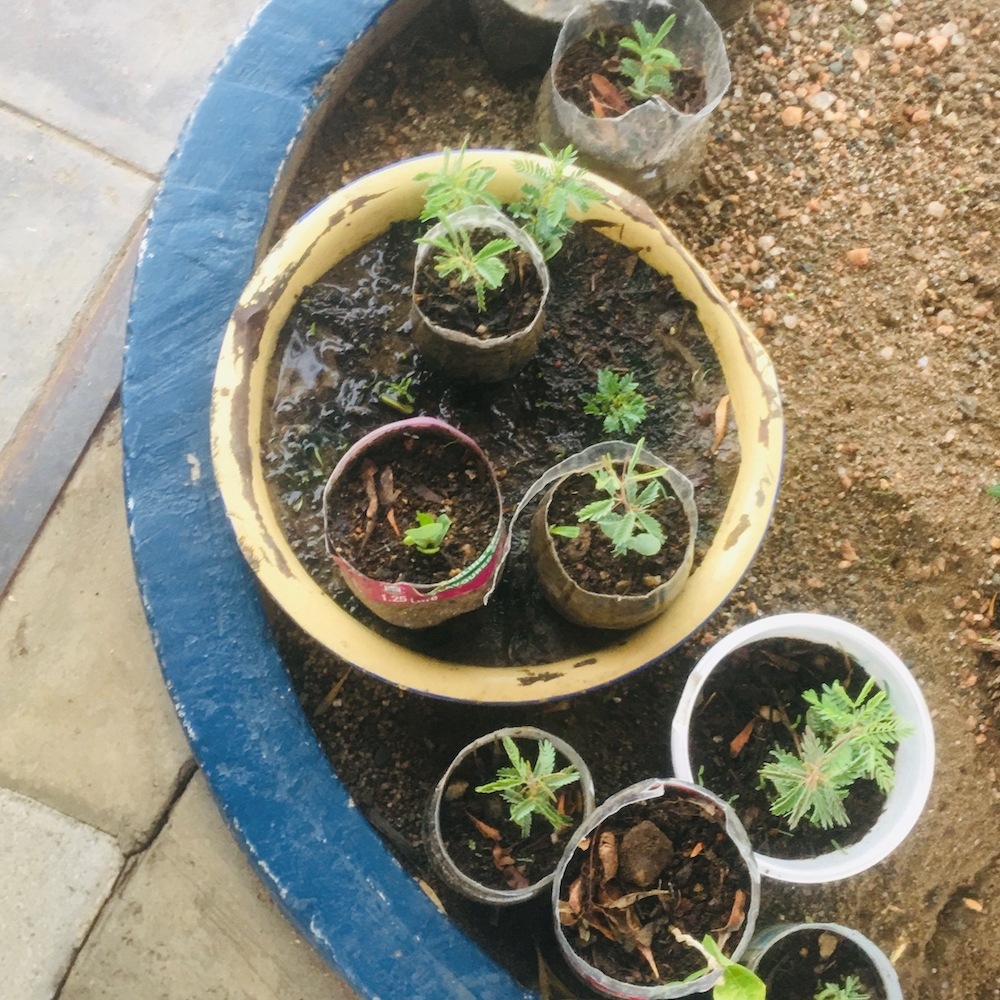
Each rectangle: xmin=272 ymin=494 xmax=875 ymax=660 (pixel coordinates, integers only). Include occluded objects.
xmin=322 ymin=417 xmax=506 ymax=628
xmin=670 ymin=613 xmax=935 ymax=883
xmin=744 ymin=923 xmax=904 ymax=1000
xmin=552 ymin=778 xmax=760 ymax=997
xmin=536 ymin=0 xmax=731 ymax=197
xmin=411 ymin=205 xmax=550 ymax=383
xmin=424 ymin=726 xmax=596 ymax=905
xmin=514 ymin=440 xmax=698 ymax=629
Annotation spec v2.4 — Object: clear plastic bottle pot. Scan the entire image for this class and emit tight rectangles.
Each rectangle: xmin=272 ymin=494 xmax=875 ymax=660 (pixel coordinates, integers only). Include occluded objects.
xmin=552 ymin=778 xmax=761 ymax=998
xmin=423 ymin=726 xmax=596 ymax=906
xmin=468 ymin=0 xmax=577 ymax=74
xmin=322 ymin=417 xmax=507 ymax=628
xmin=411 ymin=205 xmax=550 ymax=383
xmin=743 ymin=923 xmax=904 ymax=1000
xmin=670 ymin=613 xmax=936 ymax=883
xmin=536 ymin=0 xmax=732 ymax=198
xmin=507 ymin=440 xmax=697 ymax=629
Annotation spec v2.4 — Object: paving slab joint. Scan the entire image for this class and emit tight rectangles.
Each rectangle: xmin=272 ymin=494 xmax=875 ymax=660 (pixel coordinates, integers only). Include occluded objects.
xmin=122 ymin=758 xmax=198 ymax=860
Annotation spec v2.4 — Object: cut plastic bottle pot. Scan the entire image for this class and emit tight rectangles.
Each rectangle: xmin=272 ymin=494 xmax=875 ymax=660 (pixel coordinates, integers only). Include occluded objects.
xmin=670 ymin=613 xmax=935 ymax=883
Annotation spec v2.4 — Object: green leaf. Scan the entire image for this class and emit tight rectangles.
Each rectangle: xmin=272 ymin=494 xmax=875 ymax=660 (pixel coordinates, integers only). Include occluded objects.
xmin=987 ymin=484 xmax=1000 ymax=499
xmin=402 ymin=512 xmax=452 ymax=555
xmin=627 ymin=532 xmax=662 ymax=556
xmin=713 ymin=964 xmax=766 ymax=1000
xmin=549 ymin=525 xmax=581 ymax=538
xmin=576 ymin=498 xmax=615 ymax=522
xmin=535 ymin=739 xmax=556 ymax=777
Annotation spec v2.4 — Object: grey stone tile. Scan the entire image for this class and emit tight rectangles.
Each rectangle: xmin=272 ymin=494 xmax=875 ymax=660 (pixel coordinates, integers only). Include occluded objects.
xmin=0 ymin=109 xmax=152 ymax=456
xmin=0 ymin=786 xmax=122 ymax=1000
xmin=0 ymin=412 xmax=192 ymax=854
xmin=61 ymin=772 xmax=360 ymax=1000
xmin=0 ymin=0 xmax=265 ymax=175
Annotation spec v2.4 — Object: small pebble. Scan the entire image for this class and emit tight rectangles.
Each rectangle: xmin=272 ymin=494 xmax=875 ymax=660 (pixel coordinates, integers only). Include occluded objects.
xmin=918 ymin=356 xmax=929 ymax=368
xmin=880 ymin=346 xmax=895 ymax=360
xmin=781 ymin=105 xmax=804 ymax=126
xmin=783 ymin=314 xmax=799 ymax=329
xmin=893 ymin=31 xmax=916 ymax=50
xmin=846 ymin=247 xmax=871 ymax=267
xmin=875 ymin=12 xmax=895 ymax=35
xmin=950 ymin=32 xmax=966 ymax=47
xmin=806 ymin=91 xmax=836 ymax=111
xmin=757 ymin=235 xmax=777 ymax=252
xmin=850 ymin=0 xmax=867 ymax=14
xmin=926 ymin=201 xmax=947 ymax=219
xmin=927 ymin=34 xmax=949 ymax=56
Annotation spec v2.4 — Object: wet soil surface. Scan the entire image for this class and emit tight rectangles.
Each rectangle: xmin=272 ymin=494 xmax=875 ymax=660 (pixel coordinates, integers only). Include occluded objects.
xmin=555 ymin=25 xmax=707 ymax=117
xmin=325 ymin=431 xmax=496 ymax=586
xmin=546 ymin=471 xmax=689 ymax=597
xmin=756 ymin=929 xmax=888 ymax=1000
xmin=264 ymin=215 xmax=734 ymax=666
xmin=438 ymin=736 xmax=585 ymax=892
xmin=558 ymin=793 xmax=752 ymax=988
xmin=688 ymin=637 xmax=886 ymax=859
xmin=267 ymin=1 xmax=1000 ymax=997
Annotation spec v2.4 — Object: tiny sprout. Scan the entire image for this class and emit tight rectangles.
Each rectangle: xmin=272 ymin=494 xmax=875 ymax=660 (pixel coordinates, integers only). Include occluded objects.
xmin=377 ymin=376 xmax=416 ymax=415
xmin=580 ymin=369 xmax=649 ymax=434
xmin=670 ymin=930 xmax=766 ymax=1000
xmin=475 ymin=737 xmax=580 ymax=839
xmin=814 ymin=976 xmax=871 ymax=1000
xmin=402 ymin=512 xmax=452 ymax=555
xmin=618 ymin=16 xmax=683 ymax=102
xmin=987 ymin=484 xmax=1000 ymax=499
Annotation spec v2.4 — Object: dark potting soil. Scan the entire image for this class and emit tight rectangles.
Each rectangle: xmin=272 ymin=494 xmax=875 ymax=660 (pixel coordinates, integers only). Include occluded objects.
xmin=755 ymin=928 xmax=888 ymax=1000
xmin=688 ymin=638 xmax=889 ymax=859
xmin=325 ymin=431 xmax=497 ymax=586
xmin=559 ymin=793 xmax=752 ymax=987
xmin=554 ymin=26 xmax=707 ymax=119
xmin=438 ymin=736 xmax=584 ymax=892
xmin=546 ymin=469 xmax=689 ymax=597
xmin=263 ymin=218 xmax=735 ymax=666
xmin=414 ymin=238 xmax=542 ymax=339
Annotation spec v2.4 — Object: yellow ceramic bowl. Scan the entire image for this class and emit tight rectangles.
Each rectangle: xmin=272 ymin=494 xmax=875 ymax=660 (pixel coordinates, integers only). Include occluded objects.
xmin=210 ymin=151 xmax=783 ymax=703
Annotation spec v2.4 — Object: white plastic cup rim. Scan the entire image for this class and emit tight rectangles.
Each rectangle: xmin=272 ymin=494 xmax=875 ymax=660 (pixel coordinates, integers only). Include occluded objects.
xmin=669 ymin=613 xmax=935 ymax=883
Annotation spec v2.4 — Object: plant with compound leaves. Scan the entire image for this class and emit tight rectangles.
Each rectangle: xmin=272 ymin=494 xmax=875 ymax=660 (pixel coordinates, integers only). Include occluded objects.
xmin=475 ymin=736 xmax=580 ymax=838
xmin=415 ymin=142 xmax=501 ymax=223
xmin=551 ymin=439 xmax=671 ymax=557
xmin=580 ymin=368 xmax=648 ymax=434
xmin=814 ymin=976 xmax=871 ymax=1000
xmin=416 ymin=225 xmax=517 ymax=313
xmin=402 ymin=511 xmax=452 ymax=555
xmin=510 ymin=144 xmax=606 ymax=260
xmin=618 ymin=15 xmax=683 ymax=101
xmin=670 ymin=929 xmax=765 ymax=1000
xmin=758 ymin=677 xmax=915 ymax=830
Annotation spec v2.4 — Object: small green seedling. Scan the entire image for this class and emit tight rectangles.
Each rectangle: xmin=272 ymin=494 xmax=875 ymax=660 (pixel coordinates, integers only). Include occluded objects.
xmin=402 ymin=512 xmax=452 ymax=555
xmin=580 ymin=368 xmax=649 ymax=434
xmin=987 ymin=484 xmax=1000 ymax=499
xmin=815 ymin=976 xmax=871 ymax=1000
xmin=415 ymin=141 xmax=501 ymax=223
xmin=670 ymin=930 xmax=766 ymax=1000
xmin=376 ymin=376 xmax=416 ymax=415
xmin=417 ymin=225 xmax=517 ymax=312
xmin=558 ymin=438 xmax=670 ymax=557
xmin=510 ymin=144 xmax=606 ymax=260
xmin=618 ymin=15 xmax=683 ymax=101
xmin=475 ymin=736 xmax=580 ymax=839
xmin=758 ymin=677 xmax=915 ymax=830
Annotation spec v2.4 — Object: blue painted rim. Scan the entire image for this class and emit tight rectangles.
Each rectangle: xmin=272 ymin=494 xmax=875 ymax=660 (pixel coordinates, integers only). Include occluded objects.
xmin=121 ymin=1 xmax=534 ymax=997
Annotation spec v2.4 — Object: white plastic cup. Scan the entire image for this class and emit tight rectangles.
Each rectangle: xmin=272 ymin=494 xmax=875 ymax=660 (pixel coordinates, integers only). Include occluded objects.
xmin=670 ymin=613 xmax=935 ymax=883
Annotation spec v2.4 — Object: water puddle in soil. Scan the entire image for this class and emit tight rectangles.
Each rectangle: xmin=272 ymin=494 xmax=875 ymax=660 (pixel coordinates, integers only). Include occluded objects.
xmin=262 ymin=220 xmax=738 ymax=667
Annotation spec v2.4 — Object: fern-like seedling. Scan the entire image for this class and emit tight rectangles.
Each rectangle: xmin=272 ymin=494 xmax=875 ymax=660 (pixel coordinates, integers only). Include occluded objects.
xmin=758 ymin=677 xmax=915 ymax=830
xmin=415 ymin=141 xmax=501 ymax=223
xmin=580 ymin=368 xmax=648 ymax=434
xmin=618 ymin=16 xmax=683 ymax=102
xmin=510 ymin=144 xmax=605 ymax=260
xmin=475 ymin=737 xmax=580 ymax=838
xmin=814 ymin=975 xmax=871 ymax=1000
xmin=417 ymin=225 xmax=516 ymax=312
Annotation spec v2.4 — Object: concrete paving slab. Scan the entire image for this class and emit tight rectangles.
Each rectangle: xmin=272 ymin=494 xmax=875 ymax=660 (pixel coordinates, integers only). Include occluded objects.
xmin=61 ymin=771 xmax=359 ymax=1000
xmin=0 ymin=0 xmax=265 ymax=176
xmin=0 ymin=107 xmax=152 ymax=457
xmin=0 ymin=412 xmax=192 ymax=854
xmin=0 ymin=785 xmax=122 ymax=1000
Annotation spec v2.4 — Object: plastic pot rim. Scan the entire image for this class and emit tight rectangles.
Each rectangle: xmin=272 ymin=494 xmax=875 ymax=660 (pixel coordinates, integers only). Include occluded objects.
xmin=425 ymin=726 xmax=597 ymax=905
xmin=669 ymin=613 xmax=935 ymax=883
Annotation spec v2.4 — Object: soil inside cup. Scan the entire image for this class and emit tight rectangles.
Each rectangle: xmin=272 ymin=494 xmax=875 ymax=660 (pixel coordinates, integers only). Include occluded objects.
xmin=755 ymin=929 xmax=888 ymax=1000
xmin=554 ymin=25 xmax=707 ymax=119
xmin=438 ymin=736 xmax=585 ymax=892
xmin=688 ymin=638 xmax=890 ymax=860
xmin=414 ymin=237 xmax=543 ymax=339
xmin=559 ymin=793 xmax=752 ymax=987
xmin=326 ymin=430 xmax=497 ymax=586
xmin=546 ymin=468 xmax=689 ymax=597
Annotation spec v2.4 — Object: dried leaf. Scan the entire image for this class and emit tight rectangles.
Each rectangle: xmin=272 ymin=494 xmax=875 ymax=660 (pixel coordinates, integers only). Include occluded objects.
xmin=558 ymin=899 xmax=578 ymax=926
xmin=568 ymin=876 xmax=584 ymax=916
xmin=466 ymin=812 xmax=501 ymax=841
xmin=713 ymin=888 xmax=746 ymax=934
xmin=492 ymin=844 xmax=516 ymax=870
xmin=385 ymin=507 xmax=400 ymax=536
xmin=503 ymin=865 xmax=530 ymax=890
xmin=711 ymin=394 xmax=731 ymax=455
xmin=377 ymin=465 xmax=399 ymax=505
xmin=599 ymin=831 xmax=619 ymax=883
xmin=590 ymin=73 xmax=629 ymax=115
xmin=590 ymin=94 xmax=607 ymax=119
xmin=361 ymin=459 xmax=379 ymax=519
xmin=729 ymin=719 xmax=755 ymax=758
xmin=689 ymin=842 xmax=704 ymax=858
xmin=602 ymin=888 xmax=674 ymax=909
